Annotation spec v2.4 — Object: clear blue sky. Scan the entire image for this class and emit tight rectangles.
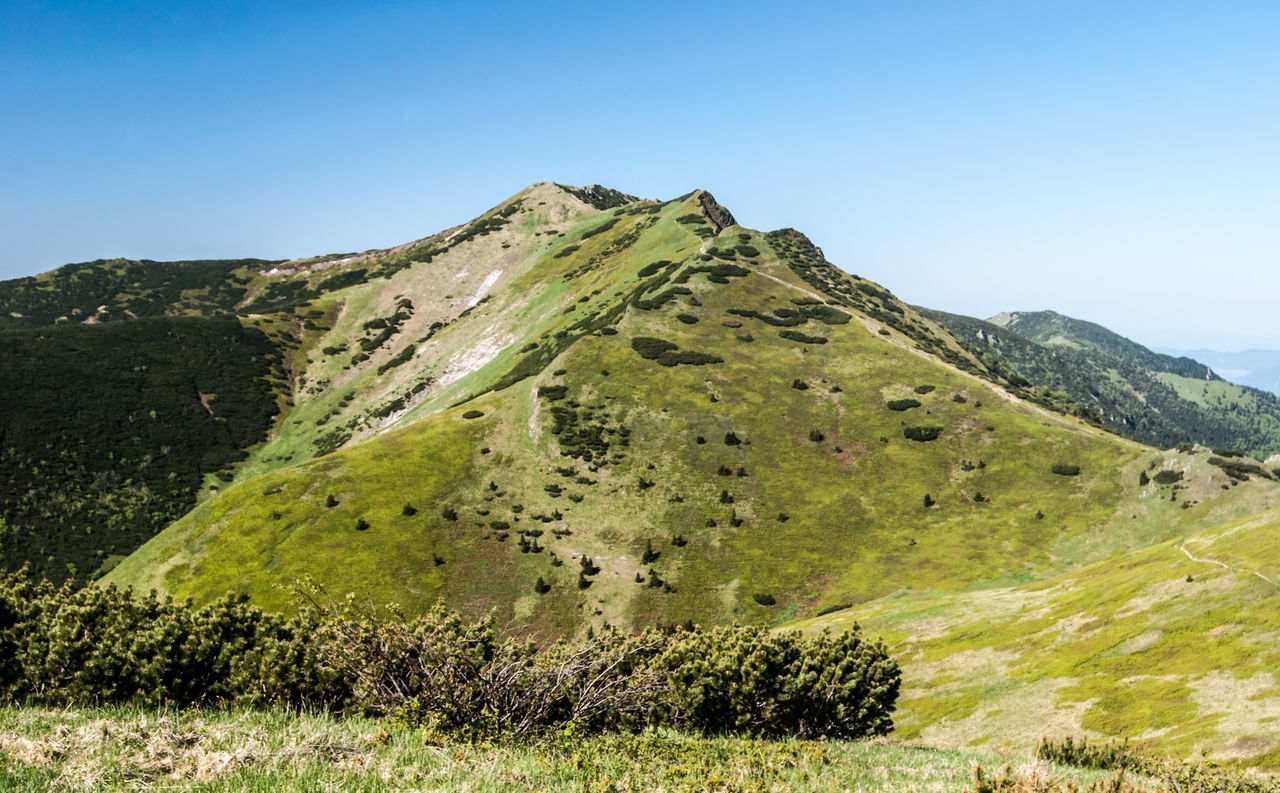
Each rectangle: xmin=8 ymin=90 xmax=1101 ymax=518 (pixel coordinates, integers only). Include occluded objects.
xmin=3 ymin=1 xmax=1277 ymax=350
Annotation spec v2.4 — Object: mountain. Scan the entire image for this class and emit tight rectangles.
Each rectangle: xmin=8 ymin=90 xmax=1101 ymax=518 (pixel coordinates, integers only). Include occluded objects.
xmin=7 ymin=183 xmax=1280 ymax=765
xmin=0 ymin=316 xmax=282 ymax=581
xmin=99 ymin=186 xmax=1264 ymax=634
xmin=921 ymin=308 xmax=1280 ymax=459
xmin=1159 ymin=348 xmax=1280 ymax=395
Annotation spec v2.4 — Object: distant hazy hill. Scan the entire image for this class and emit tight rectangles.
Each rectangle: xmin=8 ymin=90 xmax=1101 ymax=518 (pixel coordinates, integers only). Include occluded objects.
xmin=1158 ymin=347 xmax=1280 ymax=395
xmin=922 ymin=308 xmax=1280 ymax=458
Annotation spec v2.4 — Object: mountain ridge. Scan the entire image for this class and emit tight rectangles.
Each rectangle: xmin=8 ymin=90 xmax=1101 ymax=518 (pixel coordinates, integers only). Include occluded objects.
xmin=925 ymin=307 xmax=1280 ymax=458
xmin=102 ymin=185 xmax=1266 ymax=649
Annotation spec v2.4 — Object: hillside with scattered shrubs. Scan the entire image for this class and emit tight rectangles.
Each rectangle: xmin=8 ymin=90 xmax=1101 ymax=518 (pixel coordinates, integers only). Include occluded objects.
xmin=5 ymin=182 xmax=1280 ymax=768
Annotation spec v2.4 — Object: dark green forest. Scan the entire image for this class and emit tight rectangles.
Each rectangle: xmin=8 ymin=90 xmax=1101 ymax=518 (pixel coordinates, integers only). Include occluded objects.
xmin=0 ymin=316 xmax=280 ymax=582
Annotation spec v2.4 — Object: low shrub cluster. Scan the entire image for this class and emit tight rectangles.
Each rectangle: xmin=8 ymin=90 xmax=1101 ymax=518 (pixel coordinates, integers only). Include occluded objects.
xmin=778 ymin=329 xmax=828 ymax=344
xmin=376 ymin=343 xmax=416 ymax=375
xmin=796 ymin=304 xmax=851 ymax=325
xmin=678 ymin=263 xmax=750 ymax=284
xmin=0 ymin=575 xmax=339 ymax=710
xmin=903 ymin=426 xmax=943 ymax=442
xmin=636 ymin=260 xmax=672 ymax=278
xmin=631 ymin=337 xmax=723 ymax=367
xmin=727 ymin=307 xmax=805 ymax=327
xmin=0 ymin=573 xmax=900 ymax=741
xmin=886 ymin=398 xmax=921 ymax=411
xmin=1208 ymin=455 xmax=1271 ymax=481
xmin=579 ymin=218 xmax=619 ymax=240
xmin=633 ymin=286 xmax=693 ymax=310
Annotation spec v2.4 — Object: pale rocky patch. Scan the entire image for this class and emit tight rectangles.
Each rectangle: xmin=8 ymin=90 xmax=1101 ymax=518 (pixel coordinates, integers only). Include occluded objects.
xmin=918 ymin=677 xmax=1093 ymax=754
xmin=1189 ymin=671 xmax=1280 ymax=761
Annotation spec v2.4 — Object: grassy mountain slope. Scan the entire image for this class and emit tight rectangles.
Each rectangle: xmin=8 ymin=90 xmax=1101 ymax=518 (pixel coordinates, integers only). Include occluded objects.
xmin=109 ymin=185 xmax=1258 ymax=645
xmin=993 ymin=310 xmax=1215 ymax=379
xmin=12 ymin=182 xmax=1280 ymax=769
xmin=798 ymin=447 xmax=1280 ymax=766
xmin=924 ymin=308 xmax=1280 ymax=458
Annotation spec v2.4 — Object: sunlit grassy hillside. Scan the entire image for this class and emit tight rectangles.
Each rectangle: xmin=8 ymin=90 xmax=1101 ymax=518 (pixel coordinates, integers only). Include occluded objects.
xmin=0 ymin=706 xmax=1159 ymax=793
xmin=108 ymin=185 xmax=1258 ymax=642
xmin=798 ymin=458 xmax=1280 ymax=767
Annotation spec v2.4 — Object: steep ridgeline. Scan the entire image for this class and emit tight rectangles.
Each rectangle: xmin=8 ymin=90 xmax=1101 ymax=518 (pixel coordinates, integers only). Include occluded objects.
xmin=924 ymin=308 xmax=1280 ymax=459
xmin=107 ymin=183 xmax=1267 ymax=644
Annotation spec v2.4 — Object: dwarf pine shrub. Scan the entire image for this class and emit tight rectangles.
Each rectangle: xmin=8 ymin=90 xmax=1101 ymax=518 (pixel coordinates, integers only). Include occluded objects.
xmin=0 ymin=573 xmax=900 ymax=741
xmin=903 ymin=426 xmax=943 ymax=442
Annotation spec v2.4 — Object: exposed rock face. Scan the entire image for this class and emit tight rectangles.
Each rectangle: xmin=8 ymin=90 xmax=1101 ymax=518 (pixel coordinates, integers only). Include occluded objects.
xmin=698 ymin=191 xmax=737 ymax=232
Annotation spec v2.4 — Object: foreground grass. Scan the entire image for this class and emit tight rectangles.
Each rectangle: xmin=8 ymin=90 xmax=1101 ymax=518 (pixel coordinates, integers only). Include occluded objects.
xmin=0 ymin=706 xmax=1150 ymax=793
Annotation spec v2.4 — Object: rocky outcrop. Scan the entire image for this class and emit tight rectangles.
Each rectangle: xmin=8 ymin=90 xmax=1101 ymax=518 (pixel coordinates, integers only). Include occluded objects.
xmin=698 ymin=191 xmax=737 ymax=232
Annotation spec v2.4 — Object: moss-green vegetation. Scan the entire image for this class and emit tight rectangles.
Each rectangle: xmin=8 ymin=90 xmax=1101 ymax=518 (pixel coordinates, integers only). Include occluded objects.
xmin=0 ymin=572 xmax=898 ymax=745
xmin=796 ymin=488 xmax=1280 ymax=767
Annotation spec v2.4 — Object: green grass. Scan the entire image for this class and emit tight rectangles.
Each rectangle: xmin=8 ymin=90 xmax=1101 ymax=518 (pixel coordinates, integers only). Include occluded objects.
xmin=0 ymin=706 xmax=1158 ymax=793
xmin=795 ymin=501 xmax=1280 ymax=767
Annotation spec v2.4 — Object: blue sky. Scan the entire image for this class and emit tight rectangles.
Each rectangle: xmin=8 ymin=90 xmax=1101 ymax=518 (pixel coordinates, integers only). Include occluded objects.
xmin=3 ymin=1 xmax=1277 ymax=350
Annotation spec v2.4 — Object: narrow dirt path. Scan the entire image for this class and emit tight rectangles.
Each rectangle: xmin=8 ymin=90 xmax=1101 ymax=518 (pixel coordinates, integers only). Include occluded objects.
xmin=1179 ymin=541 xmax=1279 ymax=588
